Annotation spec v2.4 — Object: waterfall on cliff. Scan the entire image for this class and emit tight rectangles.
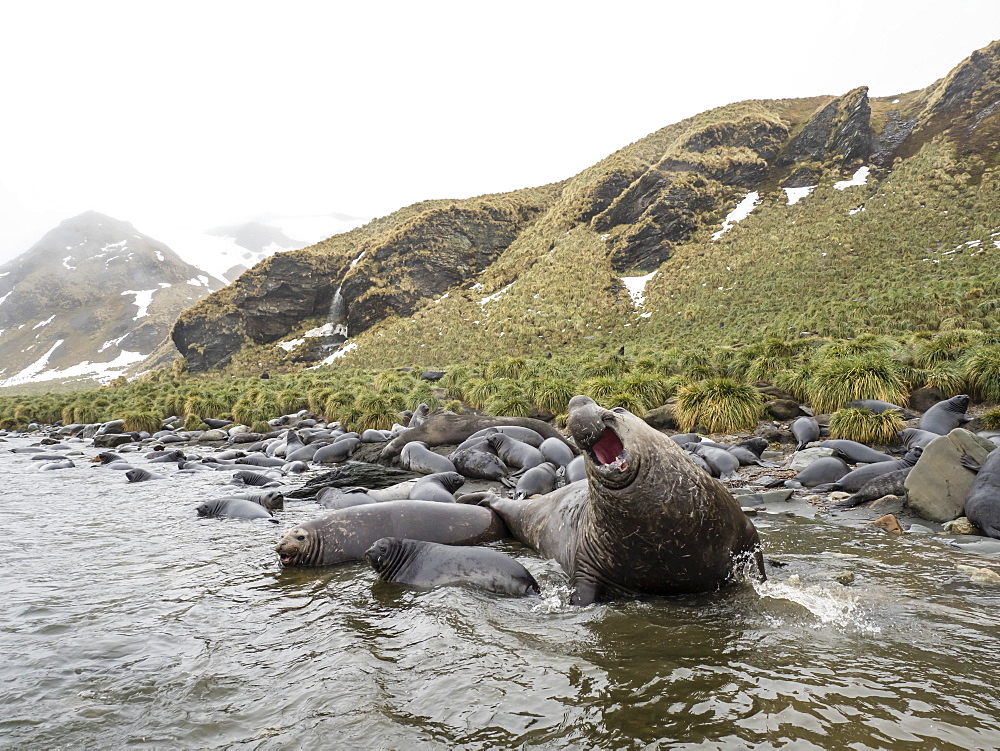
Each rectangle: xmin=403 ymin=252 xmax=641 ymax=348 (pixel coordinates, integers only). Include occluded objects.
xmin=329 ymin=286 xmax=348 ymax=338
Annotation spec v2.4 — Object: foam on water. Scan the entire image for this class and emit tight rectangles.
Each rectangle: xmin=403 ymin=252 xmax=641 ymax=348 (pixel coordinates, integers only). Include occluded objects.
xmin=754 ymin=574 xmax=881 ymax=634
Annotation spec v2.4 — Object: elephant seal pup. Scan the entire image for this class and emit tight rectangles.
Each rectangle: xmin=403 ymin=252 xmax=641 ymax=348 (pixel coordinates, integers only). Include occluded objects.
xmin=564 ymin=455 xmax=586 ymax=484
xmin=514 ymin=462 xmax=559 ymax=499
xmin=197 ymin=497 xmax=278 ymax=522
xmin=900 ymin=427 xmax=941 ymax=449
xmin=686 ymin=444 xmax=740 ymax=480
xmin=227 ymin=489 xmax=284 ymax=510
xmin=920 ymin=394 xmax=972 ymax=435
xmin=400 ymin=442 xmax=457 ymax=475
xmin=962 ymin=448 xmax=1000 ymax=538
xmin=125 ymin=468 xmax=165 ymax=482
xmin=466 ymin=396 xmax=765 ymax=604
xmin=313 ymin=437 xmax=361 ymax=464
xmin=275 ymin=500 xmax=509 ymax=566
xmin=791 ymin=417 xmax=820 ymax=450
xmin=381 ymin=414 xmax=570 ymax=460
xmin=449 ymin=447 xmax=514 ymax=484
xmin=317 ymin=487 xmax=377 ymax=510
xmin=816 ymin=440 xmax=895 ymax=464
xmin=409 ymin=471 xmax=464 ymax=503
xmin=539 ymin=437 xmax=575 ymax=468
xmin=365 ymin=537 xmax=539 ymax=596
xmin=468 ymin=426 xmax=546 ymax=448
xmin=817 ymin=448 xmax=923 ymax=493
xmin=485 ymin=433 xmax=544 ymax=470
xmin=39 ymin=459 xmax=75 ymax=470
xmin=831 ymin=468 xmax=913 ymax=509
xmin=407 ymin=403 xmax=430 ymax=428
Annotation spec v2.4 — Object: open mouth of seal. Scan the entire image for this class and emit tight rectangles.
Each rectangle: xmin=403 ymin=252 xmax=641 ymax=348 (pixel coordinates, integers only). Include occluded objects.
xmin=589 ymin=428 xmax=628 ymax=471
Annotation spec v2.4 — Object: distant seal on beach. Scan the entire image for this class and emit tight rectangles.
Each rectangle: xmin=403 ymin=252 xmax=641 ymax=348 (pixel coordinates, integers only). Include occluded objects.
xmin=125 ymin=468 xmax=165 ymax=482
xmin=409 ymin=471 xmax=464 ymax=502
xmin=788 ymin=456 xmax=851 ymax=487
xmin=920 ymin=394 xmax=972 ymax=435
xmin=791 ymin=417 xmax=820 ymax=450
xmin=816 ymin=440 xmax=895 ymax=464
xmin=465 ymin=396 xmax=765 ymax=604
xmin=365 ymin=537 xmax=539 ymax=596
xmin=832 ymin=467 xmax=913 ymax=509
xmin=961 ymin=448 xmax=1000 ymax=538
xmin=197 ymin=496 xmax=278 ymax=522
xmin=275 ymin=500 xmax=509 ymax=567
xmin=381 ymin=414 xmax=571 ymax=461
xmin=400 ymin=442 xmax=457 ymax=475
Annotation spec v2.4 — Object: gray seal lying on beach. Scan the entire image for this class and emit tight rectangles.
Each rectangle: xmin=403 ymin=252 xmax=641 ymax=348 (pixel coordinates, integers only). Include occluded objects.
xmin=275 ymin=501 xmax=509 ymax=567
xmin=365 ymin=537 xmax=539 ymax=596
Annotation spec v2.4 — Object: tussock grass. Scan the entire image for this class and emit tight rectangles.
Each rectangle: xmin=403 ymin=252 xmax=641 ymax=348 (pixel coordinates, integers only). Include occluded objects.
xmin=963 ymin=345 xmax=1000 ymax=402
xmin=808 ymin=355 xmax=909 ymax=414
xmin=675 ymin=378 xmax=764 ymax=433
xmin=980 ymin=408 xmax=1000 ymax=430
xmin=828 ymin=407 xmax=904 ymax=444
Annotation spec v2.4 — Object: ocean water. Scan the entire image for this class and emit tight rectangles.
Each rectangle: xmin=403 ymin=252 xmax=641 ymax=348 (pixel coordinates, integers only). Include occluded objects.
xmin=2 ymin=434 xmax=1000 ymax=749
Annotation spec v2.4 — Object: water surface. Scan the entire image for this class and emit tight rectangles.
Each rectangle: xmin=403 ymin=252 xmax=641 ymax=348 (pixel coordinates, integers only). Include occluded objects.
xmin=2 ymin=435 xmax=1000 ymax=749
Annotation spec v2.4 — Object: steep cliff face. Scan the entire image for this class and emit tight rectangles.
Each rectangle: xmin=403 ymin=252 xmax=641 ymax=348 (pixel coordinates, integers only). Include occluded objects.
xmin=172 ymin=189 xmax=555 ymax=372
xmin=168 ymin=40 xmax=1000 ymax=374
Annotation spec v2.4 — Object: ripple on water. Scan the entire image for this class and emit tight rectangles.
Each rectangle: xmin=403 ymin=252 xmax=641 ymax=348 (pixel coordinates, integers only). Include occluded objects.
xmin=3 ymin=435 xmax=1000 ymax=748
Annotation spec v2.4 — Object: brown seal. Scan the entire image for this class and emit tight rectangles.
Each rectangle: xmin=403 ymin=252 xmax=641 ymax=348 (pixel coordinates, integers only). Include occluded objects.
xmin=467 ymin=396 xmax=765 ymax=604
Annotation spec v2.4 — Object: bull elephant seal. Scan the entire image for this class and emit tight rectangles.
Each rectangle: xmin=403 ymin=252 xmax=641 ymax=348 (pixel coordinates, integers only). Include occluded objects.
xmin=920 ymin=394 xmax=972 ymax=435
xmin=275 ymin=500 xmax=509 ymax=567
xmin=365 ymin=537 xmax=539 ymax=596
xmin=467 ymin=396 xmax=765 ymax=604
xmin=962 ymin=449 xmax=1000 ymax=538
xmin=381 ymin=414 xmax=571 ymax=460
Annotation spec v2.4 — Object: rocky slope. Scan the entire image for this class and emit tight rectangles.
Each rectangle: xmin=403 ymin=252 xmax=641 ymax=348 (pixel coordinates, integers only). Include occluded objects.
xmin=170 ymin=40 xmax=1000 ymax=374
xmin=0 ymin=211 xmax=222 ymax=389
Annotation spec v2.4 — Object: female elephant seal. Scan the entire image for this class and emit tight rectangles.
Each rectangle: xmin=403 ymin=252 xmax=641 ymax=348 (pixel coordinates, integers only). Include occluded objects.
xmin=467 ymin=396 xmax=765 ymax=605
xmin=365 ymin=537 xmax=539 ymax=596
xmin=275 ymin=500 xmax=508 ymax=567
xmin=961 ymin=449 xmax=1000 ymax=538
xmin=920 ymin=394 xmax=972 ymax=435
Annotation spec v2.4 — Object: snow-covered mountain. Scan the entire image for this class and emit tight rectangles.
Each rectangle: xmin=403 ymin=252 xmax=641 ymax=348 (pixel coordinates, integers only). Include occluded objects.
xmin=0 ymin=211 xmax=223 ymax=389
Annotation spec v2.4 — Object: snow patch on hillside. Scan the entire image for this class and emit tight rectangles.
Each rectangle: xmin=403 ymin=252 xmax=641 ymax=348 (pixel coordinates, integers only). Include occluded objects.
xmin=712 ymin=191 xmax=760 ymax=240
xmin=122 ymin=289 xmax=158 ymax=319
xmin=784 ymin=186 xmax=816 ymax=205
xmin=620 ymin=271 xmax=658 ymax=307
xmin=835 ymin=166 xmax=870 ymax=190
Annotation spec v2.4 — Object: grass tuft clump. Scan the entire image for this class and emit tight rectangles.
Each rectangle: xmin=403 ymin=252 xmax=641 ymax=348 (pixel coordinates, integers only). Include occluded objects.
xmin=980 ymin=407 xmax=1000 ymax=430
xmin=828 ymin=407 xmax=904 ymax=445
xmin=674 ymin=378 xmax=764 ymax=433
xmin=963 ymin=345 xmax=1000 ymax=402
xmin=121 ymin=411 xmax=163 ymax=434
xmin=807 ymin=355 xmax=908 ymax=414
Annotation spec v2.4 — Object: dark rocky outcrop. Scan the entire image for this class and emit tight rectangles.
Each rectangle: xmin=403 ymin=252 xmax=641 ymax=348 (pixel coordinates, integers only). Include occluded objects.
xmin=775 ymin=87 xmax=874 ymax=179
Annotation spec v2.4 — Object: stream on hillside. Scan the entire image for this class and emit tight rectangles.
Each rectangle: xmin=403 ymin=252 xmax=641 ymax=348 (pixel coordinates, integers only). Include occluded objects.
xmin=2 ymin=435 xmax=1000 ymax=749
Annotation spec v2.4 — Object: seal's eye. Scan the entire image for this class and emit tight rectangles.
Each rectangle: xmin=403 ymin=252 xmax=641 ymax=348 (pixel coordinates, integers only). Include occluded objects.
xmin=295 ymin=534 xmax=305 ymax=541
xmin=611 ymin=407 xmax=626 ymax=414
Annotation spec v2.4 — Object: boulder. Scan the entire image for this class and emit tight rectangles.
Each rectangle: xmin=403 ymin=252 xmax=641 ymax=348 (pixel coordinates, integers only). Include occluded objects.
xmin=908 ymin=385 xmax=947 ymax=413
xmin=869 ymin=514 xmax=903 ymax=534
xmin=766 ymin=399 xmax=803 ymax=420
xmin=93 ymin=433 xmax=137 ymax=448
xmin=904 ymin=428 xmax=996 ymax=523
xmin=643 ymin=404 xmax=678 ymax=430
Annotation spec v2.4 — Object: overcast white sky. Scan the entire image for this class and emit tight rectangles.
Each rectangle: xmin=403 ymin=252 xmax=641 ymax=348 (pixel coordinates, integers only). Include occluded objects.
xmin=2 ymin=1 xmax=998 ymax=261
